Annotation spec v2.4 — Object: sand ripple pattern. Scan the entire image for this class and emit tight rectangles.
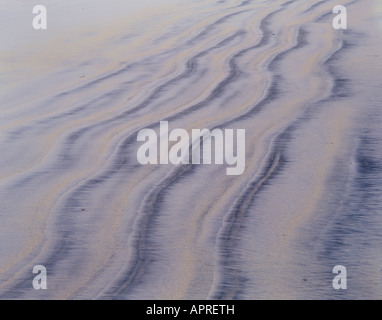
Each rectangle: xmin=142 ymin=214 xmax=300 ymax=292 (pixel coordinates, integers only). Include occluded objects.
xmin=0 ymin=0 xmax=381 ymax=299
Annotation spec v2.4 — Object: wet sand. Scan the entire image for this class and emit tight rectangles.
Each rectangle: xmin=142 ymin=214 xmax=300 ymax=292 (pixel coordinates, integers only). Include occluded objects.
xmin=0 ymin=0 xmax=382 ymax=299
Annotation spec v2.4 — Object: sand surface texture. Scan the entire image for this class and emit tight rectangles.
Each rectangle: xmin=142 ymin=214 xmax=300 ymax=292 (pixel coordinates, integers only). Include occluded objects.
xmin=0 ymin=0 xmax=382 ymax=299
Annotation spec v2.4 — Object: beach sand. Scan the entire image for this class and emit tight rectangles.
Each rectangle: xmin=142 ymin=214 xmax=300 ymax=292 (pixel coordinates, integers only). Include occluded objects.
xmin=0 ymin=0 xmax=381 ymax=299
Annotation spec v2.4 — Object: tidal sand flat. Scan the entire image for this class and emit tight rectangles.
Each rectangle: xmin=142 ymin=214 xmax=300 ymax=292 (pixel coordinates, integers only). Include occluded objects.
xmin=0 ymin=0 xmax=382 ymax=299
